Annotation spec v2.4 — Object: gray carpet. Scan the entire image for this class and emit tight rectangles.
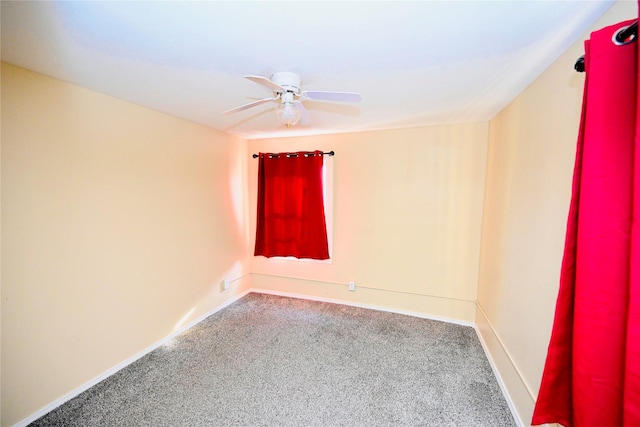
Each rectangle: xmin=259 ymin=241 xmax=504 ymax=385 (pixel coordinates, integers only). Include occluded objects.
xmin=30 ymin=293 xmax=516 ymax=426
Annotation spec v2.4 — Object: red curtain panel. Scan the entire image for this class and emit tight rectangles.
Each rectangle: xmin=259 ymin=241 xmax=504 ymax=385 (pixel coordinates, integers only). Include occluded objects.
xmin=532 ymin=15 xmax=640 ymax=427
xmin=254 ymin=150 xmax=329 ymax=260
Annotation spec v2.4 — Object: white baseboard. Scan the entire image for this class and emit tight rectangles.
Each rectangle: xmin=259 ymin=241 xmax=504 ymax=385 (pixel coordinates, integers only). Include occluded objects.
xmin=12 ymin=289 xmax=251 ymax=427
xmin=250 ymin=273 xmax=478 ymax=324
xmin=474 ymin=326 xmax=525 ymax=426
xmin=249 ymin=287 xmax=475 ymax=327
xmin=475 ymin=301 xmax=536 ymax=427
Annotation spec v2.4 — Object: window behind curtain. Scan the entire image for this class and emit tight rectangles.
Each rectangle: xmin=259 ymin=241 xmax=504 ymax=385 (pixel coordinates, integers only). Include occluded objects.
xmin=254 ymin=150 xmax=329 ymax=260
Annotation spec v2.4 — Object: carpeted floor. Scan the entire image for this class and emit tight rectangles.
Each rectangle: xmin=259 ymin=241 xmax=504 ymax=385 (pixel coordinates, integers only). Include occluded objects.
xmin=30 ymin=293 xmax=516 ymax=426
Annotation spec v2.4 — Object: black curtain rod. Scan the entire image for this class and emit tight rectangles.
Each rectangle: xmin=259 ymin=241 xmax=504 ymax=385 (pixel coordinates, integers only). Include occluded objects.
xmin=252 ymin=151 xmax=335 ymax=158
xmin=575 ymin=20 xmax=638 ymax=72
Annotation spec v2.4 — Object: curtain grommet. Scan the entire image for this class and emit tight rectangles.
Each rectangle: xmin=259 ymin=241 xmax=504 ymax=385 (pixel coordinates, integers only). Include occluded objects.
xmin=613 ymin=24 xmax=636 ymax=46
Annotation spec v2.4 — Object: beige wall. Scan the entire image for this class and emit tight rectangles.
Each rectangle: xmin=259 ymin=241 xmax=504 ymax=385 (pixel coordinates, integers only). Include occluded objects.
xmin=1 ymin=63 xmax=251 ymax=426
xmin=248 ymin=124 xmax=488 ymax=323
xmin=476 ymin=1 xmax=636 ymax=425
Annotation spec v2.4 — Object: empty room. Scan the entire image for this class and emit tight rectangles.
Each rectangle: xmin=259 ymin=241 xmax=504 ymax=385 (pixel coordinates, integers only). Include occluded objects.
xmin=2 ymin=1 xmax=639 ymax=426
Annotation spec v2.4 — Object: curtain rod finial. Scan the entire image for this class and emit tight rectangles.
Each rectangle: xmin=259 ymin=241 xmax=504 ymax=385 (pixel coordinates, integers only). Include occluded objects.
xmin=575 ymin=55 xmax=585 ymax=73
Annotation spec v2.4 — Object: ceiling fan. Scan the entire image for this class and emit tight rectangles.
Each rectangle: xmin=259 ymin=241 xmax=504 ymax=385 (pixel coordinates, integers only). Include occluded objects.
xmin=222 ymin=72 xmax=361 ymax=128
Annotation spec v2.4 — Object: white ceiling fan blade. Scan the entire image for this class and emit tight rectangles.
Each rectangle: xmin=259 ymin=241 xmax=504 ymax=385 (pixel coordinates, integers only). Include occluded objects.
xmin=245 ymin=75 xmax=284 ymax=92
xmin=295 ymin=101 xmax=311 ymax=126
xmin=222 ymin=97 xmax=278 ymax=115
xmin=302 ymin=91 xmax=361 ymax=103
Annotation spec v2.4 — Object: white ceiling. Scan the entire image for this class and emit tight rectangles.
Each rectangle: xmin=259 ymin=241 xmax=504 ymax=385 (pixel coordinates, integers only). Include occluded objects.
xmin=1 ymin=1 xmax=614 ymax=140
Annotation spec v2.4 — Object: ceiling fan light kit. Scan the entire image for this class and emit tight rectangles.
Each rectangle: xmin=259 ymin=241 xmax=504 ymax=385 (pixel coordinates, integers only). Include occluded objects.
xmin=275 ymin=98 xmax=302 ymax=128
xmin=223 ymin=71 xmax=361 ymax=128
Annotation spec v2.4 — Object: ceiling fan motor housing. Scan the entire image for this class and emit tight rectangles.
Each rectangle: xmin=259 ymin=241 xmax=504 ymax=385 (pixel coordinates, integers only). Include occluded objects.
xmin=271 ymin=72 xmax=301 ymax=94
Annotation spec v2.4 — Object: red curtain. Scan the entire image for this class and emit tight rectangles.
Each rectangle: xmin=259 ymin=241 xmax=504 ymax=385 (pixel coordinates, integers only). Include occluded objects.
xmin=254 ymin=150 xmax=329 ymax=260
xmin=532 ymin=15 xmax=640 ymax=427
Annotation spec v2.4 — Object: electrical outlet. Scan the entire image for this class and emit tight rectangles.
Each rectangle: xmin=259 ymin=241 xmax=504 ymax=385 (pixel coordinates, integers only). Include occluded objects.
xmin=220 ymin=279 xmax=230 ymax=292
xmin=348 ymin=281 xmax=356 ymax=292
